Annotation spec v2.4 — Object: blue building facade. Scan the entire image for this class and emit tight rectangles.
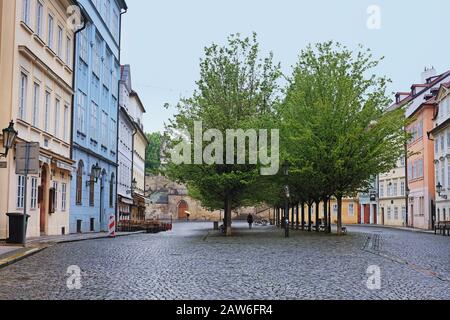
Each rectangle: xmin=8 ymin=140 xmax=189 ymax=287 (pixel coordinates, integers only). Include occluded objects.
xmin=70 ymin=0 xmax=127 ymax=233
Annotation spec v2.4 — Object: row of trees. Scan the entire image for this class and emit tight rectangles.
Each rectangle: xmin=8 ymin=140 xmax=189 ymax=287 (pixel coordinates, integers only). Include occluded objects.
xmin=164 ymin=33 xmax=407 ymax=236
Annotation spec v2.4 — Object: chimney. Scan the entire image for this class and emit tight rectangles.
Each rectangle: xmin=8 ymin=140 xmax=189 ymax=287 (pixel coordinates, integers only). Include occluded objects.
xmin=421 ymin=67 xmax=437 ymax=83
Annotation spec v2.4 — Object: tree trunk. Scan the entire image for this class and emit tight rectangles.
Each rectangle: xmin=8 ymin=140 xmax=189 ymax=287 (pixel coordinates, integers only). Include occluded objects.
xmin=337 ymin=195 xmax=343 ymax=236
xmin=301 ymin=203 xmax=305 ymax=231
xmin=224 ymin=194 xmax=232 ymax=236
xmin=315 ymin=201 xmax=320 ymax=232
xmin=328 ymin=200 xmax=332 ymax=234
xmin=323 ymin=198 xmax=328 ymax=233
xmin=296 ymin=203 xmax=299 ymax=230
xmin=308 ymin=204 xmax=312 ymax=232
xmin=291 ymin=204 xmax=295 ymax=229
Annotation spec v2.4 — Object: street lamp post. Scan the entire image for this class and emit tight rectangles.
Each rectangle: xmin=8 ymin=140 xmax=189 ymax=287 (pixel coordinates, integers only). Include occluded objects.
xmin=92 ymin=163 xmax=101 ymax=182
xmin=1 ymin=121 xmax=18 ymax=158
xmin=283 ymin=161 xmax=290 ymax=238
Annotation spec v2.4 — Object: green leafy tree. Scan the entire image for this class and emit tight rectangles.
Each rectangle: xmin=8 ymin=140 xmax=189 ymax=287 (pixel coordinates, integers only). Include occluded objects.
xmin=145 ymin=132 xmax=162 ymax=175
xmin=164 ymin=33 xmax=282 ymax=236
xmin=280 ymin=42 xmax=407 ymax=235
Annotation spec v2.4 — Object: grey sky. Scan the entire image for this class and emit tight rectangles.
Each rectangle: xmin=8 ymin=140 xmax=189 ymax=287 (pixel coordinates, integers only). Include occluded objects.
xmin=121 ymin=0 xmax=450 ymax=133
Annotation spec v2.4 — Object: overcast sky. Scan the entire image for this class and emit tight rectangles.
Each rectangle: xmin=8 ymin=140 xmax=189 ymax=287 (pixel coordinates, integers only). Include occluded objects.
xmin=121 ymin=0 xmax=450 ymax=133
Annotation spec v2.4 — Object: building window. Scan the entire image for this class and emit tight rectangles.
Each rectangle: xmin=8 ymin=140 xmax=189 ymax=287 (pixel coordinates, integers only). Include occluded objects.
xmin=61 ymin=183 xmax=67 ymax=211
xmin=54 ymin=98 xmax=60 ymax=137
xmin=19 ymin=72 xmax=28 ymax=120
xmin=22 ymin=0 xmax=30 ymax=25
xmin=44 ymin=91 xmax=50 ymax=131
xmin=76 ymin=161 xmax=83 ymax=205
xmin=93 ymin=34 xmax=102 ymax=76
xmin=66 ymin=36 xmax=71 ymax=65
xmin=417 ymin=120 xmax=423 ymax=139
xmin=441 ymin=136 xmax=445 ymax=154
xmin=387 ymin=207 xmax=392 ymax=220
xmin=102 ymin=111 xmax=108 ymax=146
xmin=31 ymin=177 xmax=38 ymax=209
xmin=402 ymin=206 xmax=406 ymax=221
xmin=79 ymin=28 xmax=88 ymax=62
xmin=57 ymin=25 xmax=63 ymax=57
xmin=393 ymin=181 xmax=398 ymax=197
xmin=91 ymin=102 xmax=98 ymax=141
xmin=77 ymin=91 xmax=87 ymax=133
xmin=63 ymin=105 xmax=69 ymax=141
xmin=441 ymin=161 xmax=445 ymax=188
xmin=394 ymin=207 xmax=399 ymax=220
xmin=110 ymin=118 xmax=116 ymax=151
xmin=47 ymin=14 xmax=54 ymax=49
xmin=36 ymin=1 xmax=43 ymax=37
xmin=89 ymin=168 xmax=95 ymax=207
xmin=447 ymin=161 xmax=450 ymax=189
xmin=112 ymin=9 xmax=119 ymax=41
xmin=333 ymin=204 xmax=338 ymax=215
xmin=103 ymin=49 xmax=112 ymax=87
xmin=53 ymin=181 xmax=58 ymax=210
xmin=436 ymin=163 xmax=440 ymax=185
xmin=32 ymin=82 xmax=40 ymax=127
xmin=348 ymin=204 xmax=354 ymax=216
xmin=17 ymin=176 xmax=26 ymax=209
xmin=379 ymin=183 xmax=384 ymax=198
xmin=400 ymin=181 xmax=405 ymax=196
xmin=109 ymin=173 xmax=115 ymax=208
xmin=399 ymin=156 xmax=405 ymax=167
xmin=447 ymin=131 xmax=450 ymax=151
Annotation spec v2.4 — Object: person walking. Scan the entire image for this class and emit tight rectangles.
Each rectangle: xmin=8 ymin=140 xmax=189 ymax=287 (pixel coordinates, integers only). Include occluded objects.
xmin=247 ymin=214 xmax=254 ymax=230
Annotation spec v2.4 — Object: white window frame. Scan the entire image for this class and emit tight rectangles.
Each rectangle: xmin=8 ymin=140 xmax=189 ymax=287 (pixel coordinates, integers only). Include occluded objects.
xmin=44 ymin=91 xmax=50 ymax=131
xmin=17 ymin=175 xmax=26 ymax=209
xmin=19 ymin=72 xmax=28 ymax=120
xmin=57 ymin=25 xmax=63 ymax=57
xmin=54 ymin=98 xmax=60 ymax=137
xmin=61 ymin=183 xmax=67 ymax=211
xmin=22 ymin=0 xmax=30 ymax=25
xmin=36 ymin=0 xmax=44 ymax=37
xmin=31 ymin=177 xmax=38 ymax=209
xmin=32 ymin=82 xmax=40 ymax=127
xmin=53 ymin=181 xmax=58 ymax=210
xmin=47 ymin=14 xmax=54 ymax=49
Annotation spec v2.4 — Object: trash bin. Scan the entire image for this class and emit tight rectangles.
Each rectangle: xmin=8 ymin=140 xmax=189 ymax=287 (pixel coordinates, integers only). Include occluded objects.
xmin=213 ymin=221 xmax=219 ymax=230
xmin=6 ymin=213 xmax=30 ymax=244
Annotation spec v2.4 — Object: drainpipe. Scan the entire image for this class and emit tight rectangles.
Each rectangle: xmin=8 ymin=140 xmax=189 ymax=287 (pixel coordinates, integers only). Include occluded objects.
xmin=70 ymin=3 xmax=87 ymax=160
xmin=115 ymin=6 xmax=128 ymax=225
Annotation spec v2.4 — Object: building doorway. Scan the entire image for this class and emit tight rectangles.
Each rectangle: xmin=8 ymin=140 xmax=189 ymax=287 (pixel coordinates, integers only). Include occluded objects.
xmin=39 ymin=164 xmax=48 ymax=234
xmin=177 ymin=200 xmax=189 ymax=220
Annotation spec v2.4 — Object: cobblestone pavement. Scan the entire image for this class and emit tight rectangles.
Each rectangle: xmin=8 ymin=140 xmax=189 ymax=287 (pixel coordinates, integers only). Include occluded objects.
xmin=0 ymin=222 xmax=449 ymax=300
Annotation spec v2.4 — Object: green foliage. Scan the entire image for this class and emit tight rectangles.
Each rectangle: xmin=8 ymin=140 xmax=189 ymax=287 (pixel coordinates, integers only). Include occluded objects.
xmin=145 ymin=132 xmax=162 ymax=175
xmin=164 ymin=33 xmax=282 ymax=224
xmin=279 ymin=41 xmax=408 ymax=233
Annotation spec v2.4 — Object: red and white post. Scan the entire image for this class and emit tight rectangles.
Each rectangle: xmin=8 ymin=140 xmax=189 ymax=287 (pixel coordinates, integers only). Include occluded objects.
xmin=109 ymin=215 xmax=116 ymax=238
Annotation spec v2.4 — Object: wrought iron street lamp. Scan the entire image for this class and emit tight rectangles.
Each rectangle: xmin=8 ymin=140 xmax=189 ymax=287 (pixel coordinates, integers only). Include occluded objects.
xmin=1 ymin=121 xmax=18 ymax=158
xmin=283 ymin=160 xmax=290 ymax=238
xmin=436 ymin=182 xmax=447 ymax=199
xmin=92 ymin=163 xmax=101 ymax=183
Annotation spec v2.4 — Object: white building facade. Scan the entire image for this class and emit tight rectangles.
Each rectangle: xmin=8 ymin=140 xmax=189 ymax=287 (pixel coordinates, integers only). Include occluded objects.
xmin=117 ymin=65 xmax=134 ymax=221
xmin=430 ymin=82 xmax=450 ymax=223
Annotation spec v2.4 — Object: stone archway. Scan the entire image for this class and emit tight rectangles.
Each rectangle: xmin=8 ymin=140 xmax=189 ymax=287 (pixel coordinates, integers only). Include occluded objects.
xmin=177 ymin=200 xmax=189 ymax=220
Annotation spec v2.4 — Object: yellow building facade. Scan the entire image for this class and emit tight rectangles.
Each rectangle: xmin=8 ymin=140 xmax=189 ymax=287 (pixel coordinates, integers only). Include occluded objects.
xmin=0 ymin=0 xmax=76 ymax=239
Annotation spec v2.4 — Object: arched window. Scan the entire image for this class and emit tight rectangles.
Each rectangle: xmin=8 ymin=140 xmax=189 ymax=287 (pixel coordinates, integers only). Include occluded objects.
xmin=76 ymin=161 xmax=84 ymax=205
xmin=89 ymin=166 xmax=95 ymax=207
xmin=109 ymin=172 xmax=115 ymax=208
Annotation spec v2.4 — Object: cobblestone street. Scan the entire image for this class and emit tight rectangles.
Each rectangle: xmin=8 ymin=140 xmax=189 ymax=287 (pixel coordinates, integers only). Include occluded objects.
xmin=0 ymin=222 xmax=449 ymax=300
